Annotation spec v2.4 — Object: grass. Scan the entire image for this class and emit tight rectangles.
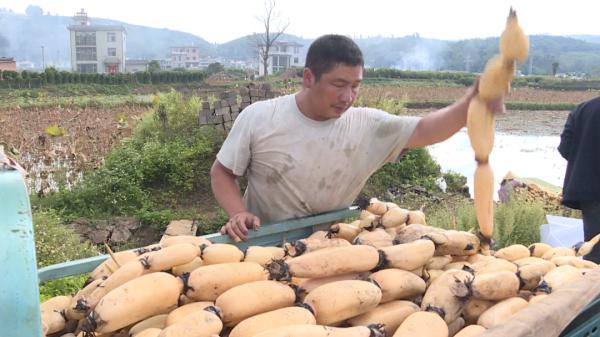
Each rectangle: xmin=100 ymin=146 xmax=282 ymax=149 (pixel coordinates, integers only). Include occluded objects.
xmin=39 ymin=274 xmax=89 ymax=302
xmin=493 ymin=198 xmax=546 ymax=248
xmin=0 ymin=94 xmax=153 ymax=109
xmin=33 ymin=209 xmax=99 ymax=301
xmin=424 ymin=196 xmax=547 ymax=249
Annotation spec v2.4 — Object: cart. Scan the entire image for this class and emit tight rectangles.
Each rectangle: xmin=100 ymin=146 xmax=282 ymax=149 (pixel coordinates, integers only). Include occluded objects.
xmin=2 ymin=167 xmax=599 ymax=337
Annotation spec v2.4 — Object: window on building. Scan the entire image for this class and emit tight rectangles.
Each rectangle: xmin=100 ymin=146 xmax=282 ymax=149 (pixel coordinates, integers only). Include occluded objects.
xmin=294 ymin=47 xmax=300 ymax=54
xmin=107 ymin=32 xmax=116 ymax=42
xmin=75 ymin=32 xmax=96 ymax=46
xmin=76 ymin=63 xmax=97 ymax=73
xmin=272 ymin=55 xmax=290 ymax=73
xmin=107 ymin=48 xmax=117 ymax=57
xmin=76 ymin=47 xmax=97 ymax=61
xmin=294 ymin=57 xmax=299 ymax=64
xmin=281 ymin=46 xmax=287 ymax=53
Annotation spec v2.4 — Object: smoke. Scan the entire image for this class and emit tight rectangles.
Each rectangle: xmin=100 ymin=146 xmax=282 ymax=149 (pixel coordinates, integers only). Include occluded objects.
xmin=393 ymin=42 xmax=442 ymax=71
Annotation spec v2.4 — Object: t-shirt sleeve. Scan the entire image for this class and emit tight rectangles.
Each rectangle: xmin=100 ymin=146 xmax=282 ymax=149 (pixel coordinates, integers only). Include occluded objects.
xmin=216 ymin=104 xmax=256 ymax=176
xmin=382 ymin=115 xmax=421 ymax=163
xmin=362 ymin=109 xmax=420 ymax=165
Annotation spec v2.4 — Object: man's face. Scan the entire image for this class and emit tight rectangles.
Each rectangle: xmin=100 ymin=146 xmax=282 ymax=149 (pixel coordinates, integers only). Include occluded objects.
xmin=304 ymin=64 xmax=363 ymax=120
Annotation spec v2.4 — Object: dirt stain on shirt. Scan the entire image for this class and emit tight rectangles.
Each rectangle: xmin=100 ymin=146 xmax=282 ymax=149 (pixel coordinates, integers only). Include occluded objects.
xmin=318 ymin=177 xmax=326 ymax=190
xmin=377 ymin=120 xmax=397 ymax=138
xmin=266 ymin=163 xmax=294 ymax=185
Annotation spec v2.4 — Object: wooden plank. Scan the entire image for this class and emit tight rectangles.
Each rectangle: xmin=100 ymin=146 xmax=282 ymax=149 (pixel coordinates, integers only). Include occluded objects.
xmin=479 ymin=268 xmax=600 ymax=337
xmin=160 ymin=219 xmax=197 ymax=243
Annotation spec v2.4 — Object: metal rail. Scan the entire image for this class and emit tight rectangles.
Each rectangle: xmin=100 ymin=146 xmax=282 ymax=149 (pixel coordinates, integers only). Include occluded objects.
xmin=37 ymin=206 xmax=359 ymax=282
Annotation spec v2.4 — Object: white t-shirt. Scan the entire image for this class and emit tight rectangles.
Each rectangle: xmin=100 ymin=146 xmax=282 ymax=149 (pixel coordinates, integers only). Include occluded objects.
xmin=217 ymin=94 xmax=420 ymax=224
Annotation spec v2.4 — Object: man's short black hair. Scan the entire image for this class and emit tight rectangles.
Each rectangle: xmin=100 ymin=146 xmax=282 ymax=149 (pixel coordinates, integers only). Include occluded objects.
xmin=305 ymin=34 xmax=364 ymax=81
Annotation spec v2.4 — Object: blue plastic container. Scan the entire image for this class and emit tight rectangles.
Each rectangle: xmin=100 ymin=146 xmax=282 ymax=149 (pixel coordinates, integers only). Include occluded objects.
xmin=0 ymin=169 xmax=42 ymax=337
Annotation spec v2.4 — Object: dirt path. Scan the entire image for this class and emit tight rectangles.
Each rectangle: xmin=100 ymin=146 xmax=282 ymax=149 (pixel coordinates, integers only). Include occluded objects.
xmin=409 ymin=109 xmax=571 ymax=137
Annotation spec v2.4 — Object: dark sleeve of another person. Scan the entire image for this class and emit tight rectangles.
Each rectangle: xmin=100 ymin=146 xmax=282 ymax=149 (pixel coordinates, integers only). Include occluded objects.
xmin=558 ymin=107 xmax=577 ymax=160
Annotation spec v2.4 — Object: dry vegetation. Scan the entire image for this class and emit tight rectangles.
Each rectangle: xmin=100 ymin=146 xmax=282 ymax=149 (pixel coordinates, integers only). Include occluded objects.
xmin=0 ymin=105 xmax=148 ymax=194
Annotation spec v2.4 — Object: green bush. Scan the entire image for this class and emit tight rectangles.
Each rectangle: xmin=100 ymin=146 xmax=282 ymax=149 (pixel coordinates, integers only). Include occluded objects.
xmin=493 ymin=198 xmax=546 ymax=248
xmin=34 ymin=209 xmax=98 ymax=301
xmin=33 ymin=209 xmax=98 ymax=267
xmin=39 ymin=274 xmax=89 ymax=302
xmin=138 ymin=209 xmax=174 ymax=232
xmin=427 ymin=198 xmax=478 ymax=232
xmin=195 ymin=208 xmax=229 ymax=235
xmin=44 ymin=91 xmax=226 ymax=228
xmin=363 ymin=148 xmax=441 ymax=196
xmin=443 ymin=171 xmax=468 ymax=193
xmin=425 ymin=196 xmax=546 ymax=249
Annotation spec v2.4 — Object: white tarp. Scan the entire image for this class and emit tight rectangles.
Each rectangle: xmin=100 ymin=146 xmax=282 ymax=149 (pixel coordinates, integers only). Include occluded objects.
xmin=540 ymin=214 xmax=584 ymax=248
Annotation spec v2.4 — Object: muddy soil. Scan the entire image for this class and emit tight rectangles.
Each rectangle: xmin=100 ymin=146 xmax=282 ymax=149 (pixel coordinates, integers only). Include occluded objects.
xmin=409 ymin=108 xmax=571 ymax=137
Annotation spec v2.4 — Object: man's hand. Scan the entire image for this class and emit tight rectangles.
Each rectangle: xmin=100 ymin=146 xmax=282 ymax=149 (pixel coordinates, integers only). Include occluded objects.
xmin=487 ymin=96 xmax=506 ymax=115
xmin=468 ymin=76 xmax=506 ymax=115
xmin=220 ymin=211 xmax=261 ymax=242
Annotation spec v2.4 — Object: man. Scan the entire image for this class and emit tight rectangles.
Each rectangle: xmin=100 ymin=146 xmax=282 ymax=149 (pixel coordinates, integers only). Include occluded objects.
xmin=211 ymin=34 xmax=503 ymax=241
xmin=558 ymin=95 xmax=600 ymax=262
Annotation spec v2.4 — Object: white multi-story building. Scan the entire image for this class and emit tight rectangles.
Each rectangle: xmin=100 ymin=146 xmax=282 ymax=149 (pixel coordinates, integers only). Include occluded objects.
xmin=170 ymin=46 xmax=200 ymax=69
xmin=68 ymin=9 xmax=126 ymax=74
xmin=258 ymin=41 xmax=303 ymax=77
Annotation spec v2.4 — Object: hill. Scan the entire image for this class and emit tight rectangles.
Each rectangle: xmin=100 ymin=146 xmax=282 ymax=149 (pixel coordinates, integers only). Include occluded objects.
xmin=2 ymin=7 xmax=600 ymax=75
xmin=442 ymin=35 xmax=600 ymax=75
xmin=571 ymin=35 xmax=600 ymax=45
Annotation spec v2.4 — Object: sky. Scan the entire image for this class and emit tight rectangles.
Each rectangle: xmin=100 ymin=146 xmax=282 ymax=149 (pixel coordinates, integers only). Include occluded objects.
xmin=2 ymin=0 xmax=600 ymax=43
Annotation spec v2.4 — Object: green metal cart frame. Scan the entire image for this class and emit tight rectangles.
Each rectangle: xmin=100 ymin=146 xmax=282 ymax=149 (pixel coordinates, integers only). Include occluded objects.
xmin=3 ymin=166 xmax=600 ymax=337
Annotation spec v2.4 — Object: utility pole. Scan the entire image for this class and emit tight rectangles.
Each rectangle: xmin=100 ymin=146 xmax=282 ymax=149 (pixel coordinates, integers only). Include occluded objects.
xmin=41 ymin=45 xmax=45 ymax=70
xmin=528 ymin=43 xmax=533 ymax=75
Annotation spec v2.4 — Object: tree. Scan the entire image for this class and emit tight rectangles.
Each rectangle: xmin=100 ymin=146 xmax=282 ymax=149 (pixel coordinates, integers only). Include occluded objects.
xmin=253 ymin=0 xmax=289 ymax=77
xmin=25 ymin=5 xmax=43 ymax=16
xmin=148 ymin=60 xmax=161 ymax=72
xmin=552 ymin=61 xmax=560 ymax=76
xmin=207 ymin=62 xmax=224 ymax=75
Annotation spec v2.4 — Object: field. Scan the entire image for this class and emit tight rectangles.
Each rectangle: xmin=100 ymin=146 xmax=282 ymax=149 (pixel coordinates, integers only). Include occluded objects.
xmin=1 ymin=79 xmax=597 ymax=196
xmin=1 ymin=104 xmax=148 ymax=195
xmin=360 ymin=83 xmax=600 ymax=104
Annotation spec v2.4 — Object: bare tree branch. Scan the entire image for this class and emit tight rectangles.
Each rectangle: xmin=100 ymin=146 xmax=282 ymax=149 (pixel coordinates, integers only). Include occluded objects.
xmin=252 ymin=0 xmax=290 ymax=77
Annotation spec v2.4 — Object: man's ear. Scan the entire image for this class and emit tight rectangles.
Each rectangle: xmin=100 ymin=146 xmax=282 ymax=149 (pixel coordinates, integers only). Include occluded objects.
xmin=303 ymin=68 xmax=314 ymax=88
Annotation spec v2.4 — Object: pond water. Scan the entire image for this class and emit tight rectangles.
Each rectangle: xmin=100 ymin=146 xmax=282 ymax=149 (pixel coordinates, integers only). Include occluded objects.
xmin=427 ymin=129 xmax=567 ymax=199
